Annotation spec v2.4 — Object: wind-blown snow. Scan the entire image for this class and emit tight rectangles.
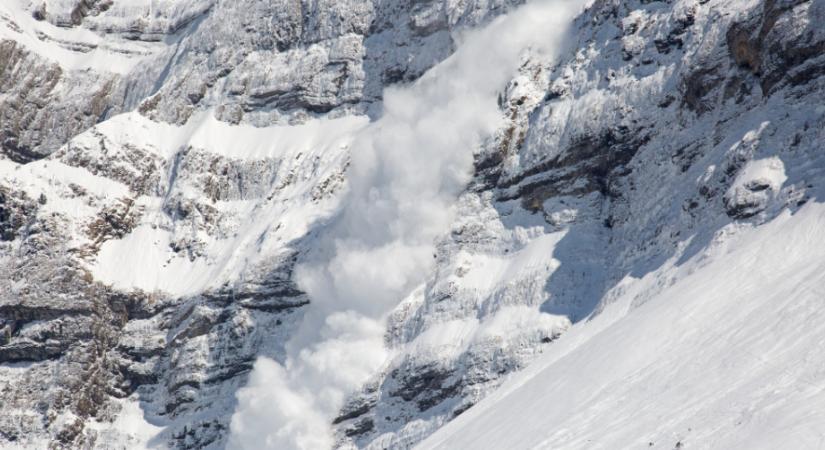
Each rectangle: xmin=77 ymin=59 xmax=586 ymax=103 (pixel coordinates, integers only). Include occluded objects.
xmin=419 ymin=202 xmax=825 ymax=450
xmin=228 ymin=1 xmax=589 ymax=449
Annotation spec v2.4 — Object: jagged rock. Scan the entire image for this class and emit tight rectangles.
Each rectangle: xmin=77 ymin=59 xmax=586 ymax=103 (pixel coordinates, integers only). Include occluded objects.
xmin=1 ymin=0 xmax=824 ymax=449
xmin=727 ymin=0 xmax=825 ymax=94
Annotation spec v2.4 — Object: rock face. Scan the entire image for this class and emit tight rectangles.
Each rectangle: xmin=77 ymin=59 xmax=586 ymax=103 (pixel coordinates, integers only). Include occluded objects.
xmin=0 ymin=39 xmax=115 ymax=162
xmin=1 ymin=0 xmax=825 ymax=449
xmin=1 ymin=0 xmax=525 ymax=160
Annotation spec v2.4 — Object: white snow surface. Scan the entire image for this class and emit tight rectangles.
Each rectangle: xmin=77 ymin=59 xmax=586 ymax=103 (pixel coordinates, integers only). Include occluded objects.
xmin=88 ymin=112 xmax=367 ymax=296
xmin=89 ymin=111 xmax=368 ymax=161
xmin=419 ymin=202 xmax=825 ymax=450
xmin=86 ymin=397 xmax=165 ymax=449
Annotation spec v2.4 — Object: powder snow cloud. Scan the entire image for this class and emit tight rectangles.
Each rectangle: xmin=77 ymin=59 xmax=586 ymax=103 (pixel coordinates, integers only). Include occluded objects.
xmin=229 ymin=1 xmax=589 ymax=448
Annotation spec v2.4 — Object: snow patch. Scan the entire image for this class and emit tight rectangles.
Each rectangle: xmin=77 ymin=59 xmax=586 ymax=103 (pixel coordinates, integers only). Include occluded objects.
xmin=86 ymin=397 xmax=165 ymax=449
xmin=83 ymin=112 xmax=366 ymax=296
xmin=92 ymin=111 xmax=367 ymax=160
xmin=728 ymin=156 xmax=787 ymax=195
xmin=453 ymin=231 xmax=564 ymax=295
xmin=724 ymin=157 xmax=788 ymax=218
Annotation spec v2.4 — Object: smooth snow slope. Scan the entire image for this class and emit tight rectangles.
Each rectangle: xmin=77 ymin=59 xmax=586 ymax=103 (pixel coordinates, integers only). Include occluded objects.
xmin=419 ymin=202 xmax=825 ymax=450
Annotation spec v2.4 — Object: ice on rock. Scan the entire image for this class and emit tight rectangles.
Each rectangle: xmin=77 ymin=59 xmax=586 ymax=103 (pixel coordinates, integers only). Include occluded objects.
xmin=1 ymin=0 xmax=825 ymax=448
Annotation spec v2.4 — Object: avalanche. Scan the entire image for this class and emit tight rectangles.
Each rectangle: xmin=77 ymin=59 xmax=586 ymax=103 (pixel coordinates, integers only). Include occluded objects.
xmin=2 ymin=0 xmax=825 ymax=448
xmin=229 ymin=1 xmax=590 ymax=449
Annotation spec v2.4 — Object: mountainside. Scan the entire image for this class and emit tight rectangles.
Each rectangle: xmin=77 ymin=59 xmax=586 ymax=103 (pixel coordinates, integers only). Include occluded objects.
xmin=1 ymin=0 xmax=824 ymax=449
xmin=420 ymin=202 xmax=825 ymax=450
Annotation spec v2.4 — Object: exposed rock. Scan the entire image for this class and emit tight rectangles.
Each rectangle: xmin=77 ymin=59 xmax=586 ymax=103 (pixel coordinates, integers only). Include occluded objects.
xmin=727 ymin=0 xmax=825 ymax=94
xmin=2 ymin=0 xmax=825 ymax=449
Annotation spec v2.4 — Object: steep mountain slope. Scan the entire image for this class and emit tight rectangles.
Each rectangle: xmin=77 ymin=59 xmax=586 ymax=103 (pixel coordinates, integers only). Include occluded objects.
xmin=1 ymin=0 xmax=524 ymax=160
xmin=420 ymin=203 xmax=825 ymax=449
xmin=328 ymin=0 xmax=825 ymax=447
xmin=1 ymin=0 xmax=824 ymax=449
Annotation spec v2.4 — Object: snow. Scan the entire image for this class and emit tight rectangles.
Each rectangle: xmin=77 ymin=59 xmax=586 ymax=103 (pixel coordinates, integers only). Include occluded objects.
xmin=92 ymin=111 xmax=368 ymax=160
xmin=418 ymin=202 xmax=825 ymax=450
xmin=0 ymin=0 xmax=154 ymax=74
xmin=86 ymin=397 xmax=165 ymax=449
xmin=0 ymin=158 xmax=133 ymax=251
xmin=184 ymin=115 xmax=367 ymax=161
xmin=78 ymin=0 xmax=216 ymax=35
xmin=86 ymin=111 xmax=367 ymax=296
xmin=92 ymin=196 xmax=328 ymax=297
xmin=403 ymin=305 xmax=569 ymax=364
xmin=93 ymin=224 xmax=210 ymax=295
xmin=406 ymin=317 xmax=480 ymax=361
xmin=7 ymin=159 xmax=130 ymax=200
xmin=0 ymin=159 xmax=19 ymax=177
xmin=453 ymin=231 xmax=564 ymax=295
xmin=2 ymin=0 xmax=824 ymax=447
xmin=727 ymin=157 xmax=788 ymax=196
xmin=92 ymin=197 xmax=335 ymax=296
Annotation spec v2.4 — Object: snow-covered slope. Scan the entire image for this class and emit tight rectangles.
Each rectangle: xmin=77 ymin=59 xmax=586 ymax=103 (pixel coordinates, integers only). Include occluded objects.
xmin=420 ymin=202 xmax=825 ymax=449
xmin=1 ymin=0 xmax=825 ymax=448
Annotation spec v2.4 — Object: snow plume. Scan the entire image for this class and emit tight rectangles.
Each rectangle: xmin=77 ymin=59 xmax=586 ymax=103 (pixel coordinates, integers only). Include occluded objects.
xmin=229 ymin=1 xmax=588 ymax=448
